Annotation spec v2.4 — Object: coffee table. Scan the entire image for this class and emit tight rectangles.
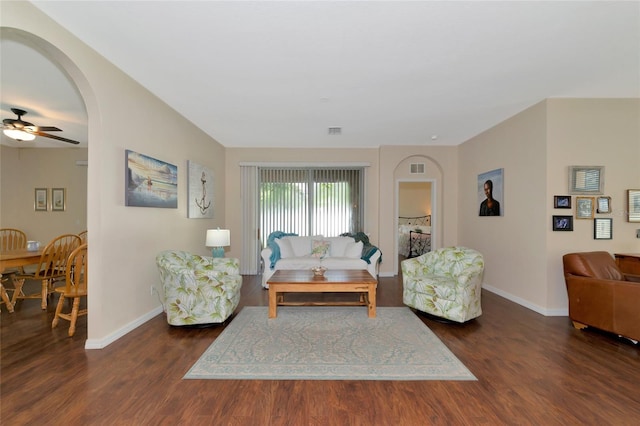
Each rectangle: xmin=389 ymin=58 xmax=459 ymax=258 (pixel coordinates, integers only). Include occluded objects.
xmin=267 ymin=269 xmax=377 ymax=318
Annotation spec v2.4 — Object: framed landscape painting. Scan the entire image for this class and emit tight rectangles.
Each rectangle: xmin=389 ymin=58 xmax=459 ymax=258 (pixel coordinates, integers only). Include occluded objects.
xmin=34 ymin=188 xmax=47 ymax=211
xmin=125 ymin=150 xmax=178 ymax=208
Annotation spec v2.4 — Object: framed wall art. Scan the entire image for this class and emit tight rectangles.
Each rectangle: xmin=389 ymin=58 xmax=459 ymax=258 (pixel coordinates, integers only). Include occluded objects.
xmin=569 ymin=166 xmax=604 ymax=195
xmin=576 ymin=196 xmax=594 ymax=219
xmin=187 ymin=160 xmax=214 ymax=218
xmin=552 ymin=215 xmax=573 ymax=231
xmin=594 ymin=218 xmax=612 ymax=240
xmin=477 ymin=168 xmax=504 ymax=216
xmin=628 ymin=189 xmax=640 ymax=222
xmin=554 ymin=195 xmax=571 ymax=209
xmin=596 ymin=196 xmax=611 ymax=214
xmin=125 ymin=150 xmax=178 ymax=208
xmin=34 ymin=188 xmax=48 ymax=211
xmin=52 ymin=188 xmax=66 ymax=212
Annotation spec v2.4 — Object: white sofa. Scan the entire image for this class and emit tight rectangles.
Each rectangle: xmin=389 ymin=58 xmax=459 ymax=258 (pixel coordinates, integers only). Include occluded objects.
xmin=261 ymin=235 xmax=381 ymax=288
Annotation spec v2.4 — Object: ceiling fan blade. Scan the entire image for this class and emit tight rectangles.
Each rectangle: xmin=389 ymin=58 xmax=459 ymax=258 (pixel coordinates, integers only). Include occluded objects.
xmin=32 ymin=131 xmax=81 ymax=145
xmin=28 ymin=125 xmax=62 ymax=132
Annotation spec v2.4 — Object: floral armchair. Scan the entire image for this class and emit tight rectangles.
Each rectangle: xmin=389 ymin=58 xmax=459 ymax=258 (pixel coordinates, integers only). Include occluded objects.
xmin=401 ymin=246 xmax=484 ymax=323
xmin=155 ymin=251 xmax=242 ymax=326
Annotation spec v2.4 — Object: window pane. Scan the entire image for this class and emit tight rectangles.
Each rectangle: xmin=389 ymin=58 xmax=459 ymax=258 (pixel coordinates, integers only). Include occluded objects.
xmin=259 ymin=167 xmax=363 ymax=245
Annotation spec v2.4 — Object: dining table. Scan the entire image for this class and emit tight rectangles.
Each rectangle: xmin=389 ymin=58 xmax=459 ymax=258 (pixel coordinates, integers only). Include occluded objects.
xmin=0 ymin=248 xmax=43 ymax=313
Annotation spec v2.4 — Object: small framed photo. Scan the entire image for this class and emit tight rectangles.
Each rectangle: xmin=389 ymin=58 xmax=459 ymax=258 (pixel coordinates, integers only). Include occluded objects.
xmin=594 ymin=218 xmax=612 ymax=240
xmin=52 ymin=188 xmax=66 ymax=212
xmin=554 ymin=195 xmax=571 ymax=209
xmin=552 ymin=215 xmax=573 ymax=231
xmin=596 ymin=196 xmax=611 ymax=214
xmin=628 ymin=189 xmax=640 ymax=222
xmin=569 ymin=165 xmax=604 ymax=195
xmin=34 ymin=188 xmax=48 ymax=211
xmin=576 ymin=196 xmax=594 ymax=219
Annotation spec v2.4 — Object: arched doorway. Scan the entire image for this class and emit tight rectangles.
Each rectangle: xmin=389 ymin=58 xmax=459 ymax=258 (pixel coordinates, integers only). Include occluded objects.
xmin=1 ymin=27 xmax=98 ymax=341
xmin=393 ymin=155 xmax=444 ymax=274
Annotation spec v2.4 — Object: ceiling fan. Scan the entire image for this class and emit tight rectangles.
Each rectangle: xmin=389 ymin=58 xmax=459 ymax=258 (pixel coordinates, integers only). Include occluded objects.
xmin=2 ymin=107 xmax=80 ymax=145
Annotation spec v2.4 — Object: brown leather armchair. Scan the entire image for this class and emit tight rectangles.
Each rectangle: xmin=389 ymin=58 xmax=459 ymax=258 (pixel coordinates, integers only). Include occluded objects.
xmin=563 ymin=251 xmax=640 ymax=343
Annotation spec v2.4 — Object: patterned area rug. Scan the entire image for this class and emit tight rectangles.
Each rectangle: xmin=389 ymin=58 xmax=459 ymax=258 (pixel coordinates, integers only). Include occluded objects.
xmin=184 ymin=306 xmax=476 ymax=381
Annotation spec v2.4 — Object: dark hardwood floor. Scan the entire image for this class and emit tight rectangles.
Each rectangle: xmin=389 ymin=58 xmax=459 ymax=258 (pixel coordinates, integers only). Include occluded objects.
xmin=2 ymin=271 xmax=639 ymax=425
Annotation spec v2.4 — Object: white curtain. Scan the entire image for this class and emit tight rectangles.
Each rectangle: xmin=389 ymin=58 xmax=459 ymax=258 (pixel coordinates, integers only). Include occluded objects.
xmin=240 ymin=165 xmax=259 ymax=274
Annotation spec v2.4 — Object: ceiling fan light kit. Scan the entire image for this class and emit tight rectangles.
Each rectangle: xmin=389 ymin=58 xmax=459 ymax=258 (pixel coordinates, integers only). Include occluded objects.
xmin=3 ymin=128 xmax=36 ymax=141
xmin=2 ymin=107 xmax=80 ymax=145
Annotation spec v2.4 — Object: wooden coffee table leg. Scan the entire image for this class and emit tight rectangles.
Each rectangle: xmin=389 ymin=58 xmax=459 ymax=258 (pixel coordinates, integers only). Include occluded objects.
xmin=268 ymin=285 xmax=277 ymax=318
xmin=367 ymin=284 xmax=376 ymax=318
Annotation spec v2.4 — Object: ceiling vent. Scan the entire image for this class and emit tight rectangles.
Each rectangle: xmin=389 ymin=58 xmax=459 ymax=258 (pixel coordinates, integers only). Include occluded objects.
xmin=410 ymin=163 xmax=425 ymax=174
xmin=328 ymin=127 xmax=342 ymax=135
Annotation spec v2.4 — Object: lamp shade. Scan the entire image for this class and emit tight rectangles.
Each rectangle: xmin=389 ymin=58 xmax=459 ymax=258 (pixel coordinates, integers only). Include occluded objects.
xmin=206 ymin=229 xmax=230 ymax=247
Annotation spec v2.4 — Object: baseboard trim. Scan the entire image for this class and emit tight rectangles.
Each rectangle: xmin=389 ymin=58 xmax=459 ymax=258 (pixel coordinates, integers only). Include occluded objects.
xmin=482 ymin=284 xmax=568 ymax=317
xmin=84 ymin=305 xmax=163 ymax=350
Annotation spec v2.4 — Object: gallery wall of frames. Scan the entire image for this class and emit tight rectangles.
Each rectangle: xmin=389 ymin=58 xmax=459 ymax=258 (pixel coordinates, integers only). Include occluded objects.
xmin=552 ymin=166 xmax=640 ymax=239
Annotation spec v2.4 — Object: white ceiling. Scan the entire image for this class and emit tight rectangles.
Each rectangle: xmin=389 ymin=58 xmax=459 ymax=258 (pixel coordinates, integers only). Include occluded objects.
xmin=2 ymin=1 xmax=639 ymax=149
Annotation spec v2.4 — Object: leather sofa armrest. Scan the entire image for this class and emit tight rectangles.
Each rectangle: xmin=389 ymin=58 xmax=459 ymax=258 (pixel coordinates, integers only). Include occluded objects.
xmin=624 ymin=273 xmax=640 ymax=283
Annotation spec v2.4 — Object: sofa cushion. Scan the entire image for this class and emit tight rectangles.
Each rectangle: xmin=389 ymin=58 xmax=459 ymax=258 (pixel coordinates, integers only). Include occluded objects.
xmin=276 ymin=238 xmax=294 ymax=258
xmin=276 ymin=257 xmax=321 ymax=269
xmin=344 ymin=241 xmax=364 ymax=258
xmin=321 ymin=257 xmax=368 ymax=270
xmin=324 ymin=236 xmax=354 ymax=257
xmin=311 ymin=238 xmax=330 ymax=258
xmin=287 ymin=236 xmax=320 ymax=257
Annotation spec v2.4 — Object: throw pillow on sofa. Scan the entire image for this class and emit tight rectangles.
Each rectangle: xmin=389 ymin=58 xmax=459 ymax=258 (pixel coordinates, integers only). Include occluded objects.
xmin=311 ymin=239 xmax=330 ymax=258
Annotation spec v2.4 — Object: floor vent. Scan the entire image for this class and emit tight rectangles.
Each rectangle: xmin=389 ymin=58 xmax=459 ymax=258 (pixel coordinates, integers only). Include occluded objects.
xmin=328 ymin=127 xmax=342 ymax=135
xmin=410 ymin=163 xmax=425 ymax=174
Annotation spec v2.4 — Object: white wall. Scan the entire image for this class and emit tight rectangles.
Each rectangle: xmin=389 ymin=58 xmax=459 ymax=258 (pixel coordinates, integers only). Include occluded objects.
xmin=1 ymin=2 xmax=227 ymax=347
xmin=399 ymin=182 xmax=431 ymax=217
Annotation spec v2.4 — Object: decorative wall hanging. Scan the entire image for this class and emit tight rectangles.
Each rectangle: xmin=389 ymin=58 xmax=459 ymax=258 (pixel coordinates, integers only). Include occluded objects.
xmin=576 ymin=197 xmax=594 ymax=219
xmin=34 ymin=188 xmax=47 ymax=211
xmin=628 ymin=189 xmax=640 ymax=222
xmin=125 ymin=150 xmax=178 ymax=208
xmin=596 ymin=196 xmax=611 ymax=214
xmin=477 ymin=168 xmax=504 ymax=216
xmin=594 ymin=218 xmax=612 ymax=239
xmin=552 ymin=215 xmax=573 ymax=231
xmin=52 ymin=188 xmax=66 ymax=212
xmin=569 ymin=166 xmax=604 ymax=195
xmin=188 ymin=161 xmax=214 ymax=219
xmin=554 ymin=195 xmax=571 ymax=209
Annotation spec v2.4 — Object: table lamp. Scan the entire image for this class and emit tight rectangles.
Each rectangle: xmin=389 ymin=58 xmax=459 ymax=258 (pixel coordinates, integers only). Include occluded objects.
xmin=206 ymin=228 xmax=230 ymax=258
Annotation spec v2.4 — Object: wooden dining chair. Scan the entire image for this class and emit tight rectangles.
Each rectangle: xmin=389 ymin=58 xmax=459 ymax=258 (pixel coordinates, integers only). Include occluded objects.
xmin=1 ymin=228 xmax=27 ymax=252
xmin=1 ymin=228 xmax=28 ymax=276
xmin=78 ymin=230 xmax=87 ymax=244
xmin=1 ymin=228 xmax=28 ymax=312
xmin=12 ymin=234 xmax=81 ymax=310
xmin=52 ymin=243 xmax=87 ymax=336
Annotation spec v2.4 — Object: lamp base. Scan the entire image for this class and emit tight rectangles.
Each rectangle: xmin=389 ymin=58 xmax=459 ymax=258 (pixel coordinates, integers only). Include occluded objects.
xmin=211 ymin=247 xmax=225 ymax=258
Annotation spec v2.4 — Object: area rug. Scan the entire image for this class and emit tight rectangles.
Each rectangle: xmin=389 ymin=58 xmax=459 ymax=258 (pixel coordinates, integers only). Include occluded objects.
xmin=184 ymin=306 xmax=476 ymax=381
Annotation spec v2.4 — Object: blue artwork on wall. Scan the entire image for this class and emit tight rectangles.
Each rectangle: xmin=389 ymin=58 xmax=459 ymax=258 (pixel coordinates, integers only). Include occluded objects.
xmin=125 ymin=149 xmax=177 ymax=208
